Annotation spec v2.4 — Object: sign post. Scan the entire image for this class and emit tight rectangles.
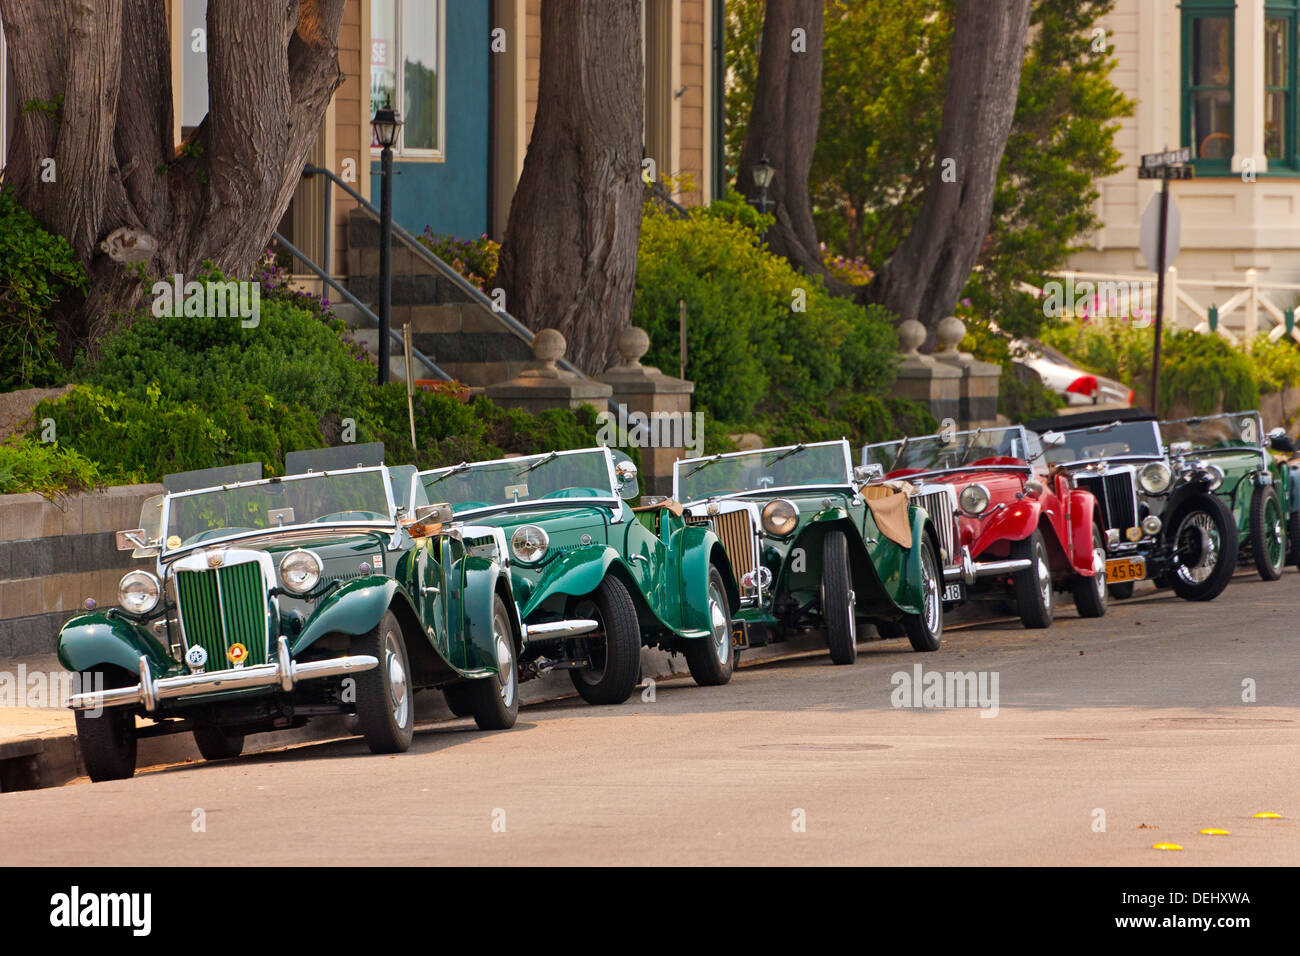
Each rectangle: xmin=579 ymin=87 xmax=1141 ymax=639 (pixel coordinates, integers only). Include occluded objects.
xmin=1138 ymin=148 xmax=1192 ymax=415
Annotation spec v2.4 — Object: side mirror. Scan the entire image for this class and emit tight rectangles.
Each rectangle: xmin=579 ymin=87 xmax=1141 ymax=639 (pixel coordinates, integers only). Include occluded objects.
xmin=853 ymin=463 xmax=884 ymax=483
xmin=1267 ymin=428 xmax=1295 ymax=452
xmin=404 ymin=502 xmax=454 ymax=538
xmin=116 ymin=529 xmax=150 ymax=552
xmin=1169 ymin=440 xmax=1192 ymax=457
xmin=1040 ymin=430 xmax=1067 ymax=448
xmin=614 ymin=459 xmax=639 ymax=500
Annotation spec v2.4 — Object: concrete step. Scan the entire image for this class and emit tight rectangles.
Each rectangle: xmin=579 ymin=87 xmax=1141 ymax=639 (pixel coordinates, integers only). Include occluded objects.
xmin=331 ymin=302 xmax=370 ymax=330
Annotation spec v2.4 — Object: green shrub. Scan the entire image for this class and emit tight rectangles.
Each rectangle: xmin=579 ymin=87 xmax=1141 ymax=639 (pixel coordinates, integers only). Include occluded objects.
xmin=1245 ymin=335 xmax=1300 ymax=394
xmin=416 ymin=230 xmax=499 ymax=291
xmin=0 ymin=187 xmax=88 ymax=390
xmin=0 ymin=435 xmax=104 ymax=498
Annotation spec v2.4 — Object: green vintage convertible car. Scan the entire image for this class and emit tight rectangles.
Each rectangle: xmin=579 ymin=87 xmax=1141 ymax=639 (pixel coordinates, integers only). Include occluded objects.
xmin=419 ymin=446 xmax=739 ymax=705
xmin=1160 ymin=411 xmax=1299 ymax=580
xmin=58 ymin=444 xmax=555 ymax=782
xmin=672 ymin=439 xmax=944 ymax=665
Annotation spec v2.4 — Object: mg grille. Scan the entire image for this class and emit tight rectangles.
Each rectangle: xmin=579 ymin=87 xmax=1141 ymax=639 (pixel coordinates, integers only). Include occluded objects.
xmin=175 ymin=561 xmax=269 ymax=667
xmin=1077 ymin=473 xmax=1137 ymax=531
xmin=917 ymin=491 xmax=957 ymax=562
xmin=688 ymin=511 xmax=756 ymax=587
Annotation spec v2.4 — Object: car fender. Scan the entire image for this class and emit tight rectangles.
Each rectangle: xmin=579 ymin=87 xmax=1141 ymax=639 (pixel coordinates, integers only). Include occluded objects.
xmin=667 ymin=522 xmax=739 ymax=636
xmin=971 ymin=498 xmax=1041 ymax=556
xmin=57 ymin=610 xmax=175 ymax=677
xmin=517 ymin=545 xmax=621 ymax=620
xmin=293 ymin=575 xmax=420 ymax=655
xmin=443 ymin=547 xmax=514 ymax=673
xmin=1066 ymin=489 xmax=1101 ymax=574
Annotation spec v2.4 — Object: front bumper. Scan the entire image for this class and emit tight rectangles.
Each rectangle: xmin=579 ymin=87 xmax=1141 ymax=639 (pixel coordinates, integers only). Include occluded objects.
xmin=943 ymin=546 xmax=1031 ymax=585
xmin=66 ymin=636 xmax=378 ymax=712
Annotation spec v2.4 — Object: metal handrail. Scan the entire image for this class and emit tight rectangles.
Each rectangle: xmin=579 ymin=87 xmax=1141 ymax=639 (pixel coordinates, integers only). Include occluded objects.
xmin=270 ymin=230 xmax=451 ymax=382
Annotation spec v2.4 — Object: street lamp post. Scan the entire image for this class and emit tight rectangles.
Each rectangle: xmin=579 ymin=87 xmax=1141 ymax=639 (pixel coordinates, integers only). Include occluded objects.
xmin=750 ymin=154 xmax=775 ymax=216
xmin=371 ymin=99 xmax=403 ymax=386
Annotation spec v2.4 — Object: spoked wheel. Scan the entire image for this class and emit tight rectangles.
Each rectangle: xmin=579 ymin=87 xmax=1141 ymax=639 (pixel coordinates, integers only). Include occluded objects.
xmin=466 ymin=595 xmax=520 ymax=730
xmin=569 ymin=575 xmax=641 ymax=705
xmin=1071 ymin=525 xmax=1108 ymax=618
xmin=351 ymin=610 xmax=415 ymax=754
xmin=683 ymin=565 xmax=735 ymax=685
xmin=1011 ymin=530 xmax=1054 ymax=629
xmin=1250 ymin=485 xmax=1286 ymax=580
xmin=1167 ymin=495 xmax=1238 ymax=602
xmin=901 ymin=535 xmax=943 ymax=651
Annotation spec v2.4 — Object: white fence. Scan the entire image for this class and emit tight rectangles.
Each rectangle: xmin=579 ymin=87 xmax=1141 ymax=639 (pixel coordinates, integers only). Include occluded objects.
xmin=1021 ymin=268 xmax=1300 ymax=347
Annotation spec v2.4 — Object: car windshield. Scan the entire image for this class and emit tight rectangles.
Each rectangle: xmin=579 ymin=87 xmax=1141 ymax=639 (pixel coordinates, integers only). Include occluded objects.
xmin=421 ymin=449 xmax=615 ymax=514
xmin=863 ymin=427 xmax=1035 ymax=475
xmin=1161 ymin=413 xmax=1263 ymax=452
xmin=165 ymin=468 xmax=394 ymax=549
xmin=676 ymin=442 xmax=849 ymax=501
xmin=1042 ymin=421 xmax=1164 ymax=464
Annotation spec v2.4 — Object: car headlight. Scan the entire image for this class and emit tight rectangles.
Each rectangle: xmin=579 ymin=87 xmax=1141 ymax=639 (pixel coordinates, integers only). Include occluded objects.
xmin=118 ymin=570 xmax=161 ymax=615
xmin=958 ymin=483 xmax=991 ymax=515
xmin=761 ymin=498 xmax=798 ymax=536
xmin=1139 ymin=461 xmax=1172 ymax=494
xmin=279 ymin=549 xmax=324 ymax=594
xmin=1204 ymin=464 xmax=1224 ymax=491
xmin=511 ymin=525 xmax=550 ymax=563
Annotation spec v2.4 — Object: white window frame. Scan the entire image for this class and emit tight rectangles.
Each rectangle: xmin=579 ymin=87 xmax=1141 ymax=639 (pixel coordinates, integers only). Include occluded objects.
xmin=370 ymin=0 xmax=447 ymax=161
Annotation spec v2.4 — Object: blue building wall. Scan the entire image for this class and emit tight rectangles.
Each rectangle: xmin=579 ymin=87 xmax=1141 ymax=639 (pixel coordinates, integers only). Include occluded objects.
xmin=374 ymin=0 xmax=489 ymax=239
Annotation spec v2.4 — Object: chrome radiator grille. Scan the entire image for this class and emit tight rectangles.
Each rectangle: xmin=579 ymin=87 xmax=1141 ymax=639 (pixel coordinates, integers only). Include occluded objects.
xmin=1076 ymin=473 xmax=1137 ymax=531
xmin=688 ymin=510 xmax=757 ymax=587
xmin=175 ymin=560 xmax=270 ymax=668
xmin=916 ymin=490 xmax=957 ymax=562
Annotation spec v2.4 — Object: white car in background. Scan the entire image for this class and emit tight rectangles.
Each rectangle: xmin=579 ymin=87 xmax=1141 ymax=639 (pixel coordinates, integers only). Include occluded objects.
xmin=1015 ymin=338 xmax=1132 ymax=406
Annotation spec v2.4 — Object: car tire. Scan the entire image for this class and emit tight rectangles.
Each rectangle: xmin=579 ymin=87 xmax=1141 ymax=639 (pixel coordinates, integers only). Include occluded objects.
xmin=192 ymin=724 xmax=245 ymax=761
xmin=683 ymin=565 xmax=735 ymax=686
xmin=442 ymin=683 xmax=474 ymax=718
xmin=901 ymin=535 xmax=943 ymax=652
xmin=351 ymin=609 xmax=415 ymax=754
xmin=1071 ymin=525 xmax=1109 ymax=619
xmin=821 ymin=530 xmax=857 ymax=665
xmin=74 ymin=673 xmax=137 ymax=782
xmin=1107 ymin=581 xmax=1135 ymax=600
xmin=569 ymin=575 xmax=642 ymax=705
xmin=1011 ymin=530 xmax=1054 ymax=629
xmin=1250 ymin=484 xmax=1286 ymax=580
xmin=466 ymin=595 xmax=520 ymax=730
xmin=1167 ymin=494 xmax=1239 ymax=602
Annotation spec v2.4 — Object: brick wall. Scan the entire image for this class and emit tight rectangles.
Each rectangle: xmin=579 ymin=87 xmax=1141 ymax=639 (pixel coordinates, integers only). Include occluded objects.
xmin=0 ymin=485 xmax=161 ymax=660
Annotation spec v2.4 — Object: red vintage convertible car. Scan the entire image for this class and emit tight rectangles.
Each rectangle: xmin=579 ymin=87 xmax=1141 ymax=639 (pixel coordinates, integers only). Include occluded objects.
xmin=861 ymin=425 xmax=1107 ymax=628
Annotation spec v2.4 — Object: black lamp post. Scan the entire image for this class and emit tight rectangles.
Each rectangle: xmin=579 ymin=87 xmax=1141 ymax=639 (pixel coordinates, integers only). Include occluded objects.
xmin=371 ymin=98 xmax=403 ymax=385
xmin=750 ymin=154 xmax=775 ymax=216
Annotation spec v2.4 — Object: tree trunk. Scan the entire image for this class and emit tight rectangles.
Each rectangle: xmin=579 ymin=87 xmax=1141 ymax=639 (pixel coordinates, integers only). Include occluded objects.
xmin=864 ymin=0 xmax=1032 ymax=340
xmin=735 ymin=0 xmax=843 ymax=290
xmin=497 ymin=0 xmax=644 ymax=375
xmin=0 ymin=0 xmax=345 ymax=352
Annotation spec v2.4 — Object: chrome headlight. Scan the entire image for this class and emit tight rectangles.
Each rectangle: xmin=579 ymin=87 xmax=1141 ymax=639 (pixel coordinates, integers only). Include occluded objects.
xmin=958 ymin=483 xmax=991 ymax=515
xmin=279 ymin=549 xmax=323 ymax=594
xmin=511 ymin=525 xmax=550 ymax=563
xmin=1203 ymin=464 xmax=1224 ymax=491
xmin=761 ymin=498 xmax=798 ymax=536
xmin=118 ymin=570 xmax=161 ymax=615
xmin=1139 ymin=461 xmax=1172 ymax=494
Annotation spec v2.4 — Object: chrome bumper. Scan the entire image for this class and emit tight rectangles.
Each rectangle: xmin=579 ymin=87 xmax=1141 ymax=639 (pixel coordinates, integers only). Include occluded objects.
xmin=66 ymin=636 xmax=378 ymax=712
xmin=943 ymin=546 xmax=1032 ymax=585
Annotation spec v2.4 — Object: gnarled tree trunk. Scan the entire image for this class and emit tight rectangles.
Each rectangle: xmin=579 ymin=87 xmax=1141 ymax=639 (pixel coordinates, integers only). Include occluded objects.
xmin=497 ymin=0 xmax=644 ymax=375
xmin=0 ymin=0 xmax=345 ymax=353
xmin=865 ymin=0 xmax=1032 ymax=339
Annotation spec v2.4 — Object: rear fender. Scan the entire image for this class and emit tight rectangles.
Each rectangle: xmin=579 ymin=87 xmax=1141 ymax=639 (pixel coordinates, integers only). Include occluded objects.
xmin=667 ymin=522 xmax=739 ymax=635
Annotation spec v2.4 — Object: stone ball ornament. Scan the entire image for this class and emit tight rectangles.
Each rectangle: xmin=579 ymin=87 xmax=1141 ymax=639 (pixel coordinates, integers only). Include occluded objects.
xmin=614 ymin=326 xmax=650 ymax=368
xmin=897 ymin=319 xmax=927 ymax=357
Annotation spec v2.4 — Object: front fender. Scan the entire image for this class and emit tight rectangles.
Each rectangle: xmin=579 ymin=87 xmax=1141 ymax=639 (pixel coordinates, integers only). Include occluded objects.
xmin=445 ymin=545 xmax=510 ymax=672
xmin=1066 ymin=489 xmax=1100 ymax=573
xmin=517 ymin=546 xmax=620 ymax=620
xmin=294 ymin=576 xmax=419 ymax=655
xmin=57 ymin=611 xmax=175 ymax=677
xmin=971 ymin=499 xmax=1040 ymax=557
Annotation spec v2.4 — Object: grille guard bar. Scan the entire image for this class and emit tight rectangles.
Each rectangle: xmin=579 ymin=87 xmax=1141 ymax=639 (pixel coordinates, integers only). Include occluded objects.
xmin=66 ymin=637 xmax=379 ymax=712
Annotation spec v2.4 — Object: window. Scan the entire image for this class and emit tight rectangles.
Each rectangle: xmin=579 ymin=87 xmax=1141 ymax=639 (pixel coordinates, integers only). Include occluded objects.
xmin=1266 ymin=2 xmax=1300 ymax=168
xmin=370 ymin=0 xmax=444 ymax=156
xmin=1181 ymin=4 xmax=1234 ymax=167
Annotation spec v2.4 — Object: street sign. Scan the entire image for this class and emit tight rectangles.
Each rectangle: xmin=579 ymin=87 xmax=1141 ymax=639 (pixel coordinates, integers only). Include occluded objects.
xmin=1141 ymin=147 xmax=1191 ymax=168
xmin=1139 ymin=164 xmax=1195 ymax=180
xmin=1139 ymin=193 xmax=1181 ymax=271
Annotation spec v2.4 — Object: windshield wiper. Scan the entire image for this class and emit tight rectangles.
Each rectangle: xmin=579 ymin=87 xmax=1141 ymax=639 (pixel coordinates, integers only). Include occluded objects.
xmin=516 ymin=451 xmax=558 ymax=477
xmin=424 ymin=461 xmax=470 ymax=487
xmin=958 ymin=428 xmax=985 ymax=466
xmin=889 ymin=436 xmax=910 ymax=472
xmin=683 ymin=454 xmax=723 ymax=480
xmin=765 ymin=443 xmax=805 ymax=468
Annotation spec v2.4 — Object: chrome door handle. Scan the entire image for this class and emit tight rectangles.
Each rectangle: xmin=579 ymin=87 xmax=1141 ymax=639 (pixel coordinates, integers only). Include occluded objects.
xmin=629 ymin=554 xmax=648 ymax=565
xmin=421 ymin=585 xmax=440 ymax=597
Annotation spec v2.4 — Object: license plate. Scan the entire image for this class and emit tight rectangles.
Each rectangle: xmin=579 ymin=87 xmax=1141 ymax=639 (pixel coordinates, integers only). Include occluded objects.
xmin=942 ymin=582 xmax=965 ymax=603
xmin=1106 ymin=557 xmax=1146 ymax=582
xmin=731 ymin=621 xmax=749 ymax=650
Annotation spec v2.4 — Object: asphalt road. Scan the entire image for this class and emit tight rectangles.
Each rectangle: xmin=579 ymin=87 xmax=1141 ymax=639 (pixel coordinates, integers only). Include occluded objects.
xmin=2 ymin=571 xmax=1297 ymax=866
